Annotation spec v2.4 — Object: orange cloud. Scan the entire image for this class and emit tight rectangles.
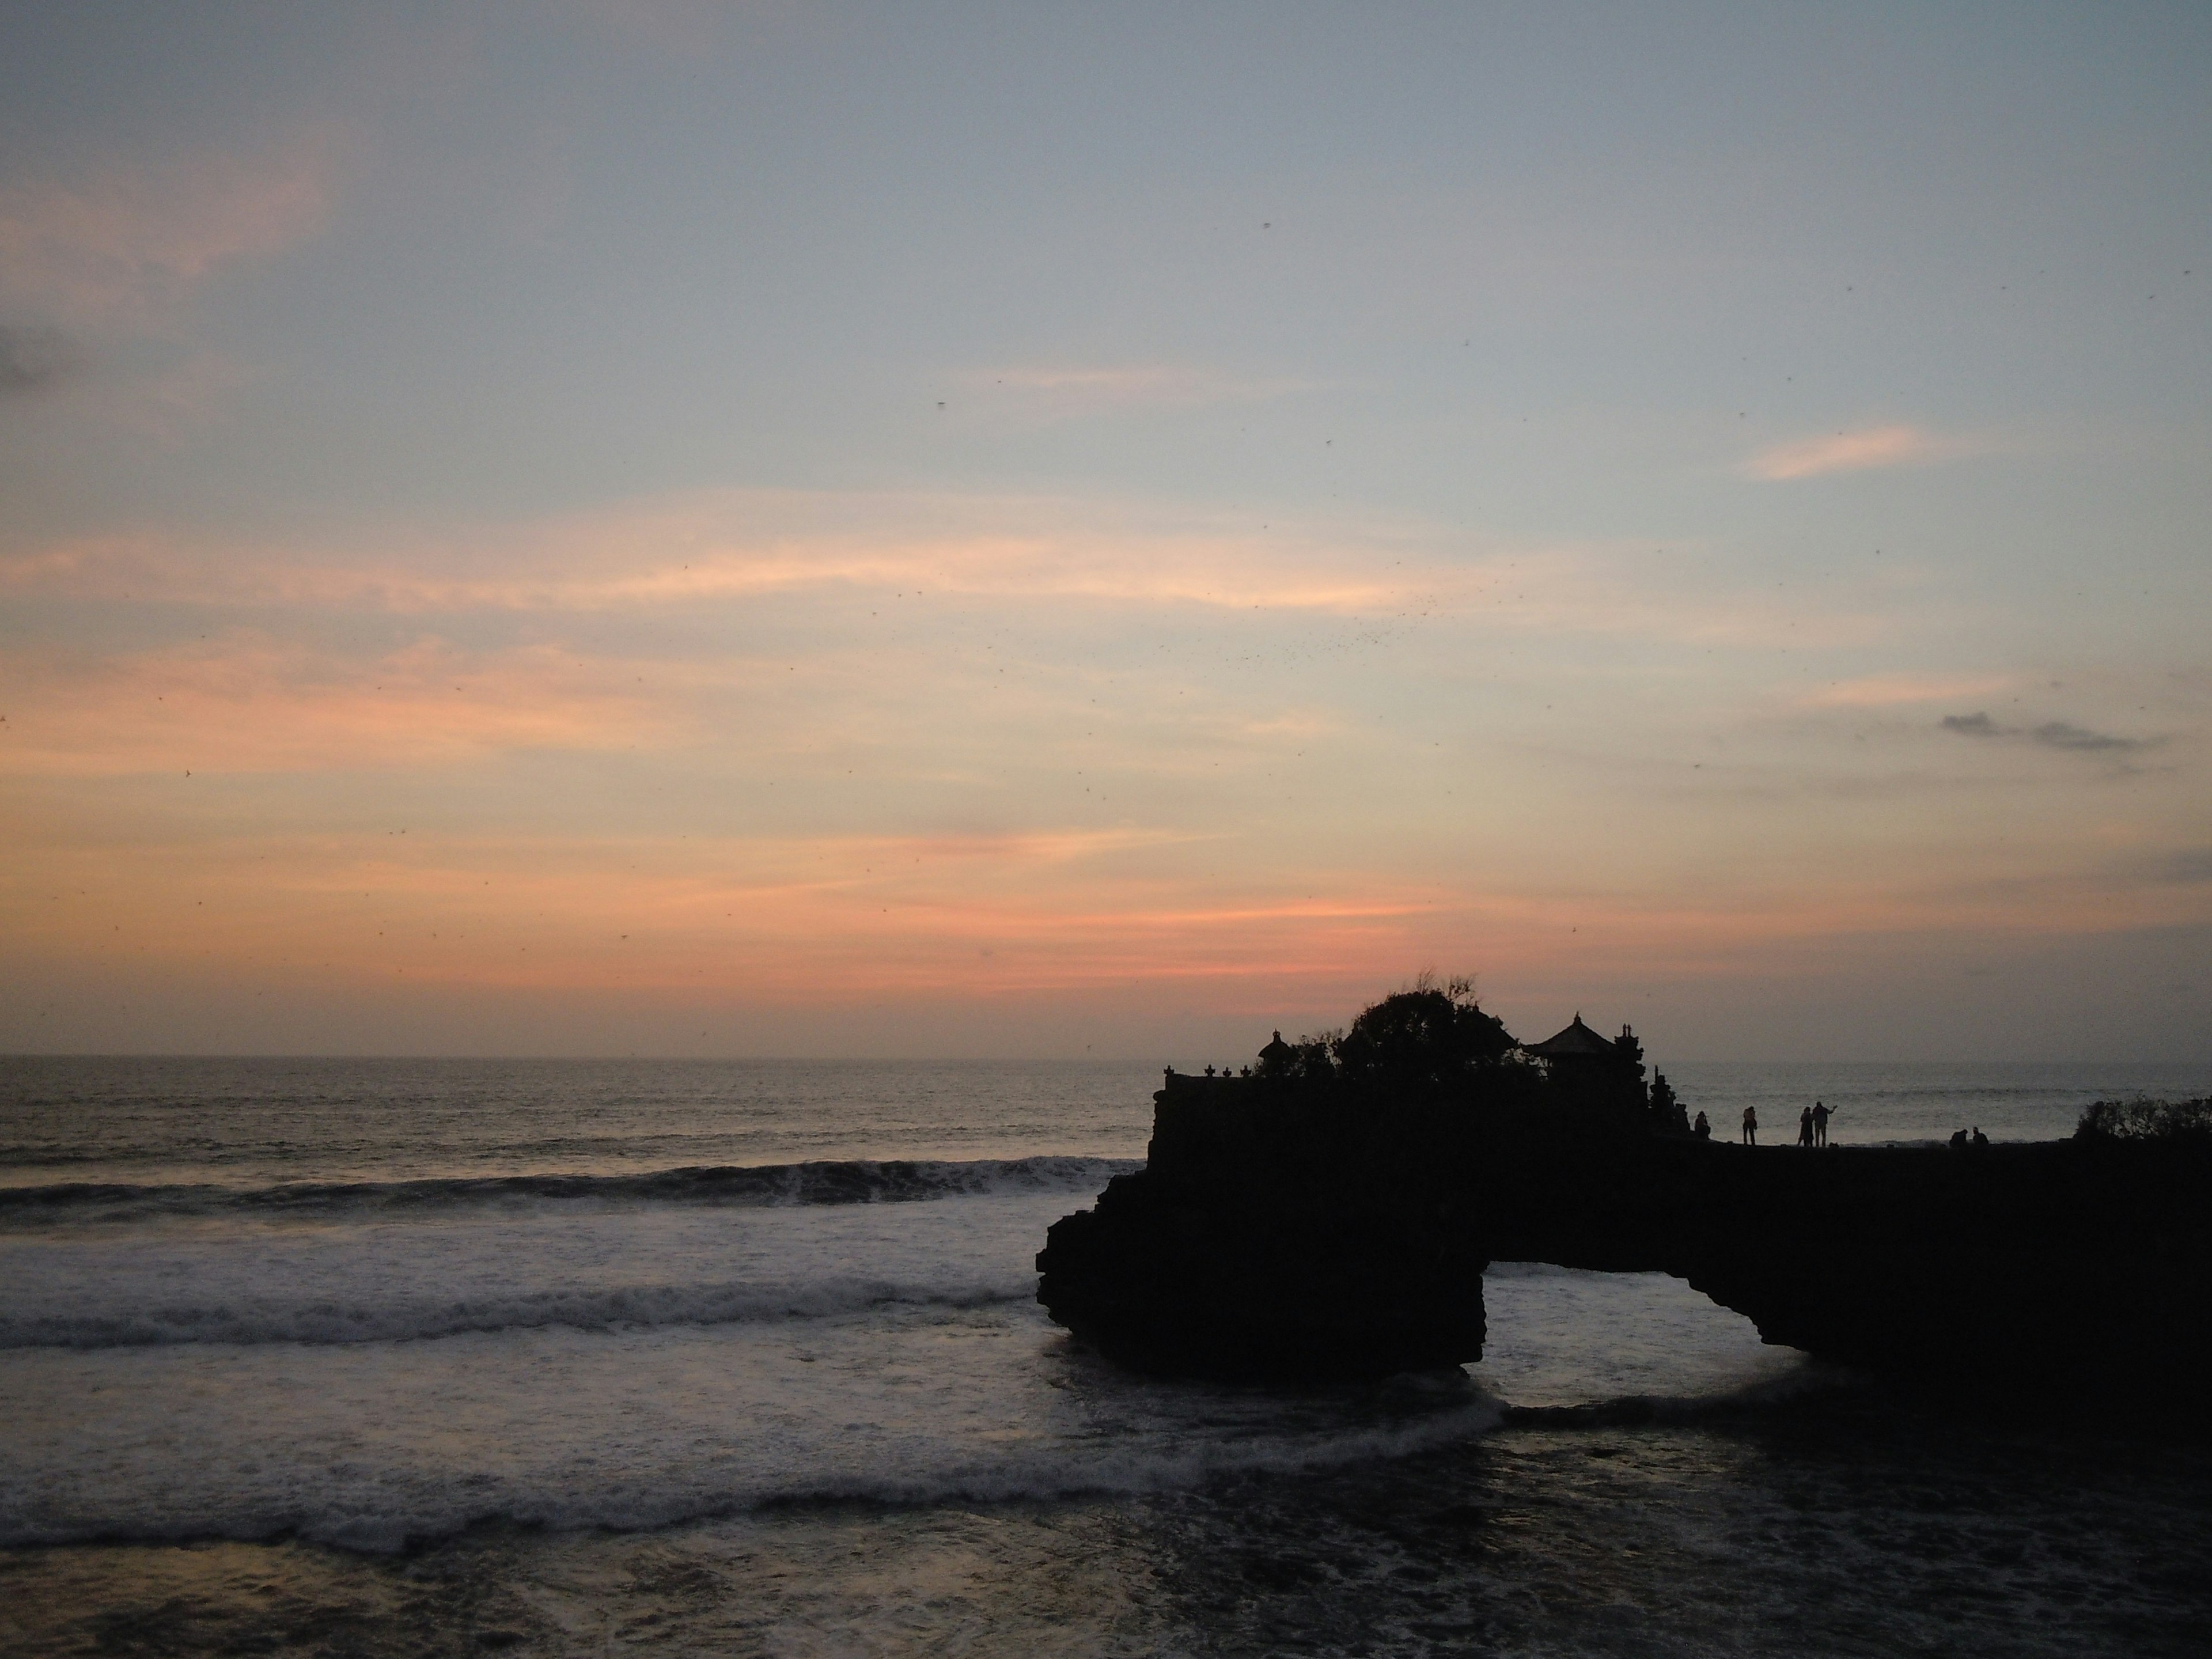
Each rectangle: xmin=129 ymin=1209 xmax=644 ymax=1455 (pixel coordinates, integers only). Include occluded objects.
xmin=0 ymin=507 xmax=1415 ymax=616
xmin=1 ymin=815 xmax=1432 ymax=1001
xmin=14 ymin=817 xmax=2203 ymax=1019
xmin=1801 ymin=672 xmax=2018 ymax=709
xmin=0 ymin=490 xmax=1903 ymax=650
xmin=1746 ymin=425 xmax=1955 ymax=481
xmin=0 ymin=634 xmax=677 ymax=777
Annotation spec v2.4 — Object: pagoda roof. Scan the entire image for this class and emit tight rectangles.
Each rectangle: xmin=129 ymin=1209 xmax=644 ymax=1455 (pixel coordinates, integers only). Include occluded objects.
xmin=1525 ymin=1014 xmax=1614 ymax=1059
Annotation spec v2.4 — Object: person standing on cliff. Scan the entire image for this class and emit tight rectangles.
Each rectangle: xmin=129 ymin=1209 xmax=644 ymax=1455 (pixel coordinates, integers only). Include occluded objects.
xmin=1812 ymin=1100 xmax=1832 ymax=1147
xmin=1797 ymin=1107 xmax=1816 ymax=1147
xmin=1741 ymin=1105 xmax=1758 ymax=1146
xmin=1692 ymin=1110 xmax=1711 ymax=1139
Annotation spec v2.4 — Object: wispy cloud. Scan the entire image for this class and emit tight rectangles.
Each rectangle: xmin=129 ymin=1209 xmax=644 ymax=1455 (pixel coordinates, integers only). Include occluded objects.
xmin=2031 ymin=720 xmax=2148 ymax=753
xmin=0 ymin=323 xmax=81 ymax=394
xmin=1939 ymin=711 xmax=2155 ymax=755
xmin=0 ymin=514 xmax=1412 ymax=616
xmin=0 ymin=135 xmax=335 ymax=328
xmin=0 ymin=635 xmax=677 ymax=777
xmin=0 ymin=488 xmax=1899 ymax=650
xmin=21 ymin=815 xmax=2201 ymax=1017
xmin=1805 ymin=672 xmax=2016 ymax=709
xmin=2151 ymin=850 xmax=2212 ymax=884
xmin=1746 ymin=424 xmax=1956 ymax=481
xmin=1939 ymin=712 xmax=2003 ymax=737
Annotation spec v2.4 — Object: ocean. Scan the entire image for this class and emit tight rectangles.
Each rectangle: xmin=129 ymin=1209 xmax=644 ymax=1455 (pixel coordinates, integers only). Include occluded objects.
xmin=3 ymin=1055 xmax=2209 ymax=1656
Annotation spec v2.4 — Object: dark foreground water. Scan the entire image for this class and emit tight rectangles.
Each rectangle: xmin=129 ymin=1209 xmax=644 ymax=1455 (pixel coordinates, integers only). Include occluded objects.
xmin=3 ymin=1056 xmax=2208 ymax=1656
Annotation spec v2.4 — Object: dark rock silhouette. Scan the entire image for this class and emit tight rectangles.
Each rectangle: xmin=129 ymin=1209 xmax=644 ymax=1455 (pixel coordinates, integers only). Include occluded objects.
xmin=1036 ymin=989 xmax=2212 ymax=1399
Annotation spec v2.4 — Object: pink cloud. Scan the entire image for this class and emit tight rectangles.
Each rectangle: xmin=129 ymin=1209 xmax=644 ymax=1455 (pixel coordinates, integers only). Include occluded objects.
xmin=0 ymin=634 xmax=676 ymax=777
xmin=1802 ymin=672 xmax=2018 ymax=710
xmin=1746 ymin=425 xmax=1955 ymax=481
xmin=21 ymin=825 xmax=2198 ymax=1012
xmin=0 ymin=489 xmax=1898 ymax=649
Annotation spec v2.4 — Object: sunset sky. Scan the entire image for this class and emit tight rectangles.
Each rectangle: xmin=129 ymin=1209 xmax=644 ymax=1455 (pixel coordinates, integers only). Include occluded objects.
xmin=3 ymin=3 xmax=2208 ymax=1060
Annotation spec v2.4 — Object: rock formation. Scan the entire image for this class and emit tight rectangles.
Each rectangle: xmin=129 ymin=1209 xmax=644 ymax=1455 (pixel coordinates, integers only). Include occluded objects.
xmin=1036 ymin=992 xmax=2212 ymax=1399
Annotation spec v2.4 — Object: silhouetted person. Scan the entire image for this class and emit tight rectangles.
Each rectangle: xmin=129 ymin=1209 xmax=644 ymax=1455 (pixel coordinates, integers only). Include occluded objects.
xmin=1812 ymin=1100 xmax=1832 ymax=1147
xmin=1971 ymin=1126 xmax=1989 ymax=1147
xmin=1692 ymin=1109 xmax=1711 ymax=1140
xmin=1949 ymin=1128 xmax=1969 ymax=1148
xmin=1798 ymin=1107 xmax=1815 ymax=1147
xmin=1741 ymin=1105 xmax=1758 ymax=1146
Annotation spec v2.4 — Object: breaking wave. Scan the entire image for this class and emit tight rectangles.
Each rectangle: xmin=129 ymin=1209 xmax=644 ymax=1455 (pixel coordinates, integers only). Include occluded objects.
xmin=0 ymin=1394 xmax=1509 ymax=1553
xmin=0 ymin=1275 xmax=1040 ymax=1351
xmin=0 ymin=1154 xmax=1138 ymax=1225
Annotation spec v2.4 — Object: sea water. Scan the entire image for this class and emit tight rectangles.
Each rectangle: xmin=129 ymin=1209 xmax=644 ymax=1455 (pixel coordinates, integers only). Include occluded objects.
xmin=2 ymin=1056 xmax=2208 ymax=1656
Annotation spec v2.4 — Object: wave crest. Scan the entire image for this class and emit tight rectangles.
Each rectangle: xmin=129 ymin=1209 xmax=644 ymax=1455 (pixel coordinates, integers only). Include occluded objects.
xmin=0 ymin=1275 xmax=1036 ymax=1351
xmin=0 ymin=1154 xmax=1137 ymax=1225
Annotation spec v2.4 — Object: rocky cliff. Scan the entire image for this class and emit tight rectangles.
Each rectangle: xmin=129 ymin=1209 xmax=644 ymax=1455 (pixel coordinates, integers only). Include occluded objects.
xmin=1037 ymin=1073 xmax=2212 ymax=1398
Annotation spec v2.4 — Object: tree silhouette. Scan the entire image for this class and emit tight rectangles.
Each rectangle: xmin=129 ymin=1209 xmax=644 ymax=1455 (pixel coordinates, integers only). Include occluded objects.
xmin=1328 ymin=975 xmax=1517 ymax=1092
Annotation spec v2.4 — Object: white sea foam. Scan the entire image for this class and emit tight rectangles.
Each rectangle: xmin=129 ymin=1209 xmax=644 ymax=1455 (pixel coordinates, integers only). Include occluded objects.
xmin=0 ymin=1276 xmax=1035 ymax=1349
xmin=0 ymin=1304 xmax=1508 ymax=1552
xmin=0 ymin=1154 xmax=1141 ymax=1222
xmin=0 ymin=1224 xmax=1799 ymax=1555
xmin=0 ymin=1187 xmax=1080 ymax=1350
xmin=1474 ymin=1262 xmax=1805 ymax=1408
xmin=0 ymin=1063 xmax=1817 ymax=1562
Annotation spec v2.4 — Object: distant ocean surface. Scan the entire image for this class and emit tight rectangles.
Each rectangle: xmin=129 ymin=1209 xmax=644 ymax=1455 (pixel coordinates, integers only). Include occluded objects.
xmin=4 ymin=1056 xmax=2209 ymax=1657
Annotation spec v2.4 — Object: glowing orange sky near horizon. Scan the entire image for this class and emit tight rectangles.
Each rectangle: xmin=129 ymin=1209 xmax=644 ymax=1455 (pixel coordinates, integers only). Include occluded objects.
xmin=9 ymin=486 xmax=2206 ymax=1058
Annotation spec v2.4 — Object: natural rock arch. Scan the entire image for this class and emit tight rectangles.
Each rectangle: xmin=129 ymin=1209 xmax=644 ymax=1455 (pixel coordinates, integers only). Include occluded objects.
xmin=1037 ymin=1072 xmax=2210 ymax=1400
